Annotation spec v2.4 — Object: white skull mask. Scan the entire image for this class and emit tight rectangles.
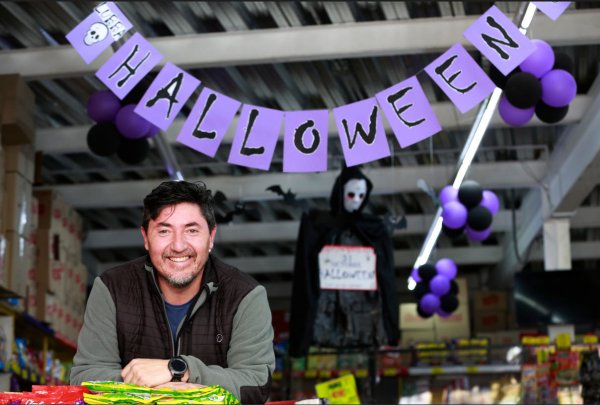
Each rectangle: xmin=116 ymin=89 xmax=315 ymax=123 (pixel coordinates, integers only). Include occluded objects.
xmin=343 ymin=179 xmax=367 ymax=213
xmin=84 ymin=23 xmax=108 ymax=46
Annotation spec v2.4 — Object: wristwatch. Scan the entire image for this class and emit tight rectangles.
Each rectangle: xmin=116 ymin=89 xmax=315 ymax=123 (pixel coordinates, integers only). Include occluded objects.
xmin=168 ymin=356 xmax=188 ymax=382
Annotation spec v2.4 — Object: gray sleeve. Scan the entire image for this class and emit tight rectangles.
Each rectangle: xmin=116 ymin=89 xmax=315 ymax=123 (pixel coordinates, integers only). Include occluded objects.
xmin=70 ymin=277 xmax=124 ymax=385
xmin=183 ymin=285 xmax=275 ymax=399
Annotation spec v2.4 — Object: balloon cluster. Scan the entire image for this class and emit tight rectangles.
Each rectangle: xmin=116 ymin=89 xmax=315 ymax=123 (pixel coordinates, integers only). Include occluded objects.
xmin=492 ymin=39 xmax=576 ymax=127
xmin=410 ymin=258 xmax=460 ymax=318
xmin=86 ymin=88 xmax=159 ymax=164
xmin=440 ymin=180 xmax=499 ymax=242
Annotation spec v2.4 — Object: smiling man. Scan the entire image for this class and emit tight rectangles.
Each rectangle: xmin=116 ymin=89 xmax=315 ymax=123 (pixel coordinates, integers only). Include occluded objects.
xmin=71 ymin=181 xmax=275 ymax=404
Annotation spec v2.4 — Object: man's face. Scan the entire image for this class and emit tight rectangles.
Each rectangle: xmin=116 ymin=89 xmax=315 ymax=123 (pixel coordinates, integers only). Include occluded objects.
xmin=343 ymin=178 xmax=367 ymax=213
xmin=141 ymin=202 xmax=216 ymax=290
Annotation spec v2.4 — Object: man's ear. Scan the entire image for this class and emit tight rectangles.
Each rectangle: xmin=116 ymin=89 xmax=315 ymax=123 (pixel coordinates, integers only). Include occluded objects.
xmin=141 ymin=226 xmax=149 ymax=251
xmin=209 ymin=226 xmax=217 ymax=250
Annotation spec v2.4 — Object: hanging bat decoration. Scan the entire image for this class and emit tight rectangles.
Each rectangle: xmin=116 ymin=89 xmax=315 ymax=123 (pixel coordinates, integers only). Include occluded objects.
xmin=266 ymin=185 xmax=298 ymax=205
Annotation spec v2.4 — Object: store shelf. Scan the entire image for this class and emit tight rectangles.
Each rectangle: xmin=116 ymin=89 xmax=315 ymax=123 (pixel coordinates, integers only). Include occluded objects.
xmin=408 ymin=364 xmax=521 ymax=376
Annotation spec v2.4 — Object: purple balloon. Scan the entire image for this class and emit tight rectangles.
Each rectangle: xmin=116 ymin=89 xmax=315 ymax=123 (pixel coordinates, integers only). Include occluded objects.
xmin=410 ymin=267 xmax=422 ymax=283
xmin=541 ymin=69 xmax=577 ymax=108
xmin=498 ymin=95 xmax=535 ymax=127
xmin=480 ymin=190 xmax=500 ymax=215
xmin=442 ymin=201 xmax=468 ymax=229
xmin=430 ymin=275 xmax=451 ymax=296
xmin=144 ymin=124 xmax=161 ymax=138
xmin=420 ymin=293 xmax=440 ymax=314
xmin=87 ymin=90 xmax=121 ymax=123
xmin=519 ymin=39 xmax=555 ymax=78
xmin=435 ymin=258 xmax=457 ymax=280
xmin=439 ymin=185 xmax=458 ymax=206
xmin=465 ymin=226 xmax=492 ymax=241
xmin=115 ymin=104 xmax=152 ymax=139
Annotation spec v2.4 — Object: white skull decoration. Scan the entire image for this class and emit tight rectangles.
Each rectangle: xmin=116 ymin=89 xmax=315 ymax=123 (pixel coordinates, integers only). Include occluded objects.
xmin=84 ymin=23 xmax=108 ymax=46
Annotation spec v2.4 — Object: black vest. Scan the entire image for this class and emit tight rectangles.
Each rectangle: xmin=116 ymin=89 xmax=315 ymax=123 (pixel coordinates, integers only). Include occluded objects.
xmin=100 ymin=255 xmax=271 ymax=403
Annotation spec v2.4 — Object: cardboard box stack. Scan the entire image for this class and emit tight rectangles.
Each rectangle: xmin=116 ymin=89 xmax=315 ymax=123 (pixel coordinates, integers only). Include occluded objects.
xmin=471 ymin=290 xmax=509 ymax=334
xmin=400 ymin=277 xmax=470 ymax=344
xmin=34 ymin=189 xmax=87 ymax=342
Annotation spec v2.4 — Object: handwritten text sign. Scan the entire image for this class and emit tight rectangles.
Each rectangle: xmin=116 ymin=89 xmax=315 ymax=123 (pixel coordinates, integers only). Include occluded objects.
xmin=318 ymin=245 xmax=377 ymax=291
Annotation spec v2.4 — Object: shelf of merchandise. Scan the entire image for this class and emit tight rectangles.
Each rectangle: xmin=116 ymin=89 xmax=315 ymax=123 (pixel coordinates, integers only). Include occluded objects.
xmin=408 ymin=364 xmax=520 ymax=376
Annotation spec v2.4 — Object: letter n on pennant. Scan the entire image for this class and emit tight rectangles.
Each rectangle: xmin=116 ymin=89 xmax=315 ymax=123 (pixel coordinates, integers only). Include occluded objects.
xmin=424 ymin=44 xmax=495 ymax=113
xmin=228 ymin=105 xmax=283 ymax=170
xmin=463 ymin=5 xmax=535 ymax=75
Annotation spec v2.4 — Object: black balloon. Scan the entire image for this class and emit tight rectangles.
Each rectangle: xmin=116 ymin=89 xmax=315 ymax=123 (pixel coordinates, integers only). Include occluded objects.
xmin=413 ymin=282 xmax=429 ymax=299
xmin=505 ymin=72 xmax=542 ymax=109
xmin=467 ymin=206 xmax=493 ymax=231
xmin=442 ymin=224 xmax=464 ymax=240
xmin=418 ymin=263 xmax=437 ymax=281
xmin=458 ymin=180 xmax=483 ymax=208
xmin=440 ymin=294 xmax=459 ymax=313
xmin=117 ymin=137 xmax=150 ymax=164
xmin=417 ymin=304 xmax=434 ymax=319
xmin=553 ymin=52 xmax=574 ymax=75
xmin=488 ymin=65 xmax=519 ymax=89
xmin=448 ymin=279 xmax=459 ymax=295
xmin=121 ymin=79 xmax=152 ymax=106
xmin=87 ymin=122 xmax=121 ymax=157
xmin=535 ymin=101 xmax=569 ymax=124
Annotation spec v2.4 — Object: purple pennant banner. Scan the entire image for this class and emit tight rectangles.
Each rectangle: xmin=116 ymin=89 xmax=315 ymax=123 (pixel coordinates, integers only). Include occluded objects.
xmin=66 ymin=2 xmax=132 ymax=64
xmin=95 ymin=32 xmax=163 ymax=100
xmin=425 ymin=44 xmax=495 ymax=113
xmin=463 ymin=5 xmax=535 ymax=75
xmin=533 ymin=2 xmax=570 ymax=21
xmin=376 ymin=76 xmax=442 ymax=148
xmin=283 ymin=110 xmax=329 ymax=173
xmin=135 ymin=62 xmax=200 ymax=130
xmin=177 ymin=87 xmax=241 ymax=158
xmin=333 ymin=98 xmax=390 ymax=167
xmin=228 ymin=105 xmax=284 ymax=170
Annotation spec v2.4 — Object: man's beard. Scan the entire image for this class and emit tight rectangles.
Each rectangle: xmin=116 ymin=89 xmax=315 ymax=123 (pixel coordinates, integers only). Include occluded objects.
xmin=164 ymin=272 xmax=197 ymax=289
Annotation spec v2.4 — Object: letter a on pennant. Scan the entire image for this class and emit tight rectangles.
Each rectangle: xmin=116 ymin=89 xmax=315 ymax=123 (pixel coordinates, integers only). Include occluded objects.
xmin=425 ymin=44 xmax=495 ymax=113
xmin=228 ymin=105 xmax=283 ymax=170
xmin=177 ymin=87 xmax=241 ymax=158
xmin=283 ymin=110 xmax=329 ymax=173
xmin=95 ymin=33 xmax=163 ymax=99
xmin=463 ymin=5 xmax=535 ymax=75
xmin=333 ymin=98 xmax=390 ymax=167
xmin=135 ymin=62 xmax=200 ymax=130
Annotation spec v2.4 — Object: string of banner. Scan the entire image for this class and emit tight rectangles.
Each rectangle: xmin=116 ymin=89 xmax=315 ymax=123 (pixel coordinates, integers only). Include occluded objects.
xmin=67 ymin=1 xmax=571 ymax=173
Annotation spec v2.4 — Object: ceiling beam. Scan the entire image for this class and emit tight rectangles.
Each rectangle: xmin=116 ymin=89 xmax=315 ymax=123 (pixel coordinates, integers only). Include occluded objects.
xmin=83 ymin=206 xmax=600 ymax=249
xmin=36 ymin=96 xmax=591 ymax=155
xmin=2 ymin=10 xmax=599 ymax=79
xmin=41 ymin=160 xmax=547 ymax=209
xmin=495 ymin=75 xmax=600 ymax=284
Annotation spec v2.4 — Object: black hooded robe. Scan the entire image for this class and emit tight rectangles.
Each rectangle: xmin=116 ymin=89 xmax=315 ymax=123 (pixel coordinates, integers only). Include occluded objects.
xmin=288 ymin=167 xmax=399 ymax=357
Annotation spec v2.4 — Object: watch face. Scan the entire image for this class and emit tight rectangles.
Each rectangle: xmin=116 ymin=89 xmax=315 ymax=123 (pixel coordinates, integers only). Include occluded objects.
xmin=170 ymin=357 xmax=187 ymax=373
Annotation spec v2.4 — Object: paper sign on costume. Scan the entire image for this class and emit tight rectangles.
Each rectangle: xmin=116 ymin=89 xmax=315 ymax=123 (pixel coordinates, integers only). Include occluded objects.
xmin=177 ymin=87 xmax=241 ymax=158
xmin=463 ymin=5 xmax=535 ymax=75
xmin=66 ymin=2 xmax=132 ymax=64
xmin=283 ymin=109 xmax=329 ymax=173
xmin=318 ymin=245 xmax=377 ymax=291
xmin=376 ymin=76 xmax=442 ymax=148
xmin=135 ymin=62 xmax=200 ymax=130
xmin=228 ymin=104 xmax=283 ymax=170
xmin=333 ymin=98 xmax=390 ymax=167
xmin=533 ymin=2 xmax=571 ymax=21
xmin=425 ymin=43 xmax=495 ymax=113
xmin=95 ymin=32 xmax=163 ymax=99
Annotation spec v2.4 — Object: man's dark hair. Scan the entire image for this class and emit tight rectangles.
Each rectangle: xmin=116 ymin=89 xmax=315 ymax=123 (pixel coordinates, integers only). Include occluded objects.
xmin=142 ymin=181 xmax=216 ymax=231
